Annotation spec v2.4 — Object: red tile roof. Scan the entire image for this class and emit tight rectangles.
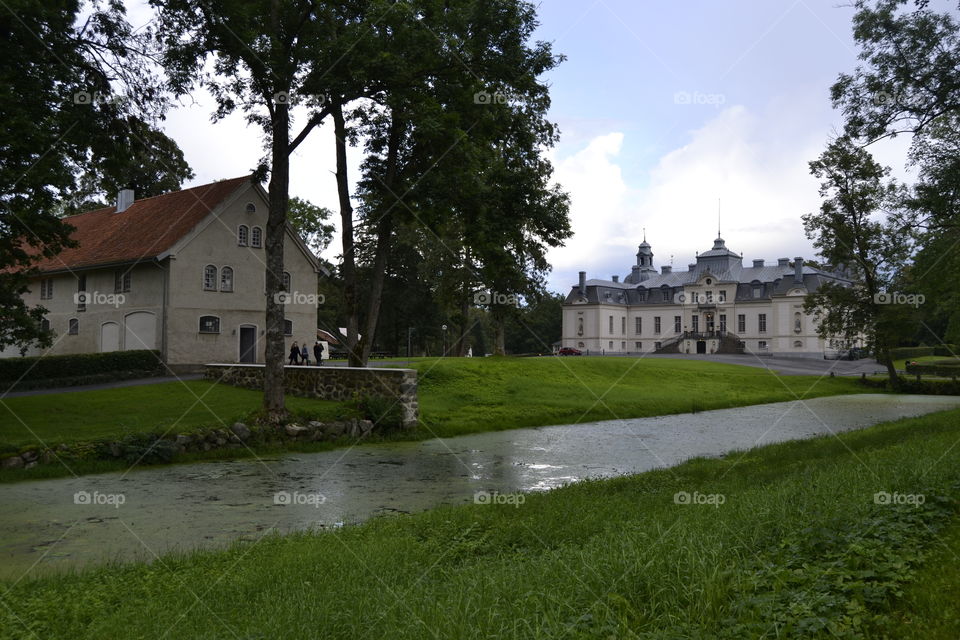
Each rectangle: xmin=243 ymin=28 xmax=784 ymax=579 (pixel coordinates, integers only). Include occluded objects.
xmin=30 ymin=176 xmax=253 ymax=274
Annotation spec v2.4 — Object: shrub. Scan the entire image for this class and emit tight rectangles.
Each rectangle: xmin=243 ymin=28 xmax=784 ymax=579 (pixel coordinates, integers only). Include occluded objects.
xmin=0 ymin=350 xmax=163 ymax=384
xmin=353 ymin=393 xmax=403 ymax=430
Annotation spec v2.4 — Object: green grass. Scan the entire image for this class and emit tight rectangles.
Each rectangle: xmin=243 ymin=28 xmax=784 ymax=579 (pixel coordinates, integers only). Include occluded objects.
xmin=3 ymin=407 xmax=960 ymax=639
xmin=0 ymin=358 xmax=868 ymax=475
xmin=407 ymin=356 xmax=869 ymax=437
xmin=0 ymin=380 xmax=346 ymax=449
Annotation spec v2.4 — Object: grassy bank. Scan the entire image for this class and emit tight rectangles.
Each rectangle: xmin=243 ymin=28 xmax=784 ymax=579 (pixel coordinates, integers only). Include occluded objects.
xmin=3 ymin=407 xmax=960 ymax=639
xmin=0 ymin=357 xmax=869 ymax=481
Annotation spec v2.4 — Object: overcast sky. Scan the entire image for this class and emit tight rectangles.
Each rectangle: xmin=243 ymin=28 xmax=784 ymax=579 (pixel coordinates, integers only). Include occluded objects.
xmin=132 ymin=0 xmax=922 ymax=294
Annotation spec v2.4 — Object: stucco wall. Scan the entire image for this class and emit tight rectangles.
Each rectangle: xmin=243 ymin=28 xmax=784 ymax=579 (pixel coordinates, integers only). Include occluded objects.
xmin=205 ymin=364 xmax=419 ymax=428
xmin=166 ymin=182 xmax=320 ymax=365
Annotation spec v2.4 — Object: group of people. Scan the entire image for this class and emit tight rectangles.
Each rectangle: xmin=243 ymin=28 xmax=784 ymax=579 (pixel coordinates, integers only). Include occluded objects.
xmin=289 ymin=340 xmax=324 ymax=366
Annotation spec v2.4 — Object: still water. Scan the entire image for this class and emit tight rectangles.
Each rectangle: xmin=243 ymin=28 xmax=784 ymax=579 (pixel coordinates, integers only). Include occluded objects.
xmin=2 ymin=393 xmax=958 ymax=579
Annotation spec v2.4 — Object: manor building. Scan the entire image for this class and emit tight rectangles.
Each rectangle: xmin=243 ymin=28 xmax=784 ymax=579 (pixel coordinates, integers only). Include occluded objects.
xmin=561 ymin=235 xmax=851 ymax=358
xmin=3 ymin=176 xmax=322 ymax=370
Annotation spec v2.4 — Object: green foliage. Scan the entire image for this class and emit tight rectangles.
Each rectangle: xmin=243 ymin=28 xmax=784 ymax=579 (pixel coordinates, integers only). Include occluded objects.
xmin=0 ymin=350 xmax=162 ymax=385
xmin=5 ymin=406 xmax=960 ymax=638
xmin=352 ymin=393 xmax=404 ymax=431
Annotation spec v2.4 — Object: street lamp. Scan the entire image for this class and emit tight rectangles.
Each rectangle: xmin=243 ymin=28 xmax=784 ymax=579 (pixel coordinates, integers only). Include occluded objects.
xmin=441 ymin=324 xmax=447 ymax=356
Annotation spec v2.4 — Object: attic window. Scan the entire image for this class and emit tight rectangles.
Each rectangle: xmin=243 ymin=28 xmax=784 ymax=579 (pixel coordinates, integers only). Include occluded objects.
xmin=705 ymin=278 xmax=712 ymax=285
xmin=245 ymin=202 xmax=257 ymax=214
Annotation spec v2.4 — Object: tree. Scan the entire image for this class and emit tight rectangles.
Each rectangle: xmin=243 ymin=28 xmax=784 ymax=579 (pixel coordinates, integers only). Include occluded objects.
xmin=831 ymin=0 xmax=960 ymax=348
xmin=152 ymin=0 xmax=350 ymax=419
xmin=1 ymin=0 xmax=190 ymax=353
xmin=287 ymin=197 xmax=334 ymax=256
xmin=803 ymin=138 xmax=915 ymax=385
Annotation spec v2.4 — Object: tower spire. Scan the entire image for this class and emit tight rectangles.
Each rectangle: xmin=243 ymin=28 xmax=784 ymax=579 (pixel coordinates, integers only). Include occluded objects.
xmin=717 ymin=198 xmax=721 ymax=238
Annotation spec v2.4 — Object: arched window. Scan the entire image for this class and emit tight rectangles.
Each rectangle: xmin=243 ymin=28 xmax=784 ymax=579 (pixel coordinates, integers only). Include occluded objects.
xmin=245 ymin=202 xmax=257 ymax=214
xmin=283 ymin=319 xmax=293 ymax=336
xmin=220 ymin=266 xmax=234 ymax=292
xmin=40 ymin=317 xmax=50 ymax=332
xmin=282 ymin=271 xmax=291 ymax=292
xmin=203 ymin=265 xmax=218 ymax=291
xmin=238 ymin=225 xmax=249 ymax=246
xmin=251 ymin=226 xmax=262 ymax=248
xmin=68 ymin=318 xmax=79 ymax=335
xmin=199 ymin=315 xmax=220 ymax=334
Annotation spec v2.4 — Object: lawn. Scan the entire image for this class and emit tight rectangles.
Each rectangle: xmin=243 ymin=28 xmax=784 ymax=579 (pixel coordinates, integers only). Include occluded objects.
xmin=0 ymin=357 xmax=867 ymax=451
xmin=0 ymin=381 xmax=346 ymax=449
xmin=3 ymin=405 xmax=960 ymax=638
xmin=407 ymin=356 xmax=869 ymax=437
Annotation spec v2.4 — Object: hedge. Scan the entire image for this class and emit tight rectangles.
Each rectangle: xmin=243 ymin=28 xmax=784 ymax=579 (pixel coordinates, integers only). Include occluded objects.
xmin=889 ymin=345 xmax=959 ymax=360
xmin=0 ymin=350 xmax=163 ymax=384
xmin=905 ymin=361 xmax=960 ymax=378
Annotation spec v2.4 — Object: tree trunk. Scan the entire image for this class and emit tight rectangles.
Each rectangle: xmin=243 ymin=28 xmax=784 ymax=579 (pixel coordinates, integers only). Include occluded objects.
xmin=332 ymin=100 xmax=361 ymax=367
xmin=881 ymin=345 xmax=901 ymax=389
xmin=359 ymin=115 xmax=402 ymax=365
xmin=263 ymin=98 xmax=290 ymax=421
xmin=454 ymin=250 xmax=472 ymax=357
xmin=493 ymin=307 xmax=506 ymax=355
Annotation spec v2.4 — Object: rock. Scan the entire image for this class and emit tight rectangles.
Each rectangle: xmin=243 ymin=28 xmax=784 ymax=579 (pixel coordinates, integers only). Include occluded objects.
xmin=175 ymin=434 xmax=193 ymax=447
xmin=24 ymin=461 xmax=37 ymax=470
xmin=323 ymin=421 xmax=347 ymax=436
xmin=202 ymin=443 xmax=211 ymax=451
xmin=1 ymin=456 xmax=24 ymax=469
xmin=285 ymin=424 xmax=309 ymax=437
xmin=56 ymin=443 xmax=70 ymax=452
xmin=230 ymin=422 xmax=251 ymax=440
xmin=215 ymin=437 xmax=227 ymax=446
xmin=40 ymin=450 xmax=54 ymax=464
xmin=307 ymin=421 xmax=324 ymax=431
xmin=20 ymin=450 xmax=38 ymax=462
xmin=359 ymin=420 xmax=374 ymax=434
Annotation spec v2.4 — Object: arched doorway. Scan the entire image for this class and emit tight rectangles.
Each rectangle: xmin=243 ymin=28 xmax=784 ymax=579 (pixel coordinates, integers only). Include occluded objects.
xmin=100 ymin=322 xmax=120 ymax=352
xmin=124 ymin=311 xmax=157 ymax=350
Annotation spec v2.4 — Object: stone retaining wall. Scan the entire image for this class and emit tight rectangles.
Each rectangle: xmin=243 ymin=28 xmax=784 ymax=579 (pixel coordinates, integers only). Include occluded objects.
xmin=204 ymin=364 xmax=419 ymax=428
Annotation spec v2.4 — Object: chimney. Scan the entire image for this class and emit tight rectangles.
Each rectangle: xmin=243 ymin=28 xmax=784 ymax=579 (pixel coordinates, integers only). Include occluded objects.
xmin=116 ymin=189 xmax=135 ymax=213
xmin=794 ymin=257 xmax=804 ymax=283
xmin=661 ymin=266 xmax=672 ymax=274
xmin=753 ymin=259 xmax=764 ymax=268
xmin=578 ymin=271 xmax=586 ymax=295
xmin=688 ymin=263 xmax=696 ymax=272
xmin=777 ymin=257 xmax=789 ymax=267
xmin=611 ymin=275 xmax=619 ymax=283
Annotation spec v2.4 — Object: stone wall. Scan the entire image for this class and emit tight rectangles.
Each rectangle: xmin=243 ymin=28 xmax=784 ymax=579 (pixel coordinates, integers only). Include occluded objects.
xmin=204 ymin=364 xmax=419 ymax=428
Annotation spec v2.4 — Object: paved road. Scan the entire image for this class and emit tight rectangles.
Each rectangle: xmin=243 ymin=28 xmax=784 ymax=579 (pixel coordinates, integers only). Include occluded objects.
xmin=2 ymin=374 xmax=203 ymax=399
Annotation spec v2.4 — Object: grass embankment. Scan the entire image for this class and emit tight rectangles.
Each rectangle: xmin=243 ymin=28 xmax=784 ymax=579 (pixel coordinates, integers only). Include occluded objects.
xmin=0 ymin=357 xmax=868 ymax=481
xmin=3 ymin=407 xmax=960 ymax=639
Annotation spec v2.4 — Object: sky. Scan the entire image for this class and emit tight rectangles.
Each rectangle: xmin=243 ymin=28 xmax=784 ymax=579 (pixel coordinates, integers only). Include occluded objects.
xmin=130 ymin=0 xmax=923 ymax=294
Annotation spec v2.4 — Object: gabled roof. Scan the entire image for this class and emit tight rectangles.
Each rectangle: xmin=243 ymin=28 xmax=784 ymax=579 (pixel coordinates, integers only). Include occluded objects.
xmin=29 ymin=176 xmax=252 ymax=274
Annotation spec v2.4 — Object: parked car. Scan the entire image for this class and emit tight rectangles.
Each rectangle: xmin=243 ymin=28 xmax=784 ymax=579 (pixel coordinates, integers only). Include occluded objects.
xmin=558 ymin=347 xmax=582 ymax=356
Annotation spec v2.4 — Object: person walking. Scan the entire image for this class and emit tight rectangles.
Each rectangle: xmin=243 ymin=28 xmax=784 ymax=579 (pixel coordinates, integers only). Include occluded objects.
xmin=288 ymin=341 xmax=300 ymax=365
xmin=313 ymin=341 xmax=324 ymax=366
xmin=301 ymin=342 xmax=310 ymax=365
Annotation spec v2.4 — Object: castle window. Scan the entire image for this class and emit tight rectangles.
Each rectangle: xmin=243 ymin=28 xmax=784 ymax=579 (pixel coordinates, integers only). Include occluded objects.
xmin=282 ymin=271 xmax=291 ymax=292
xmin=674 ymin=316 xmax=681 ymax=333
xmin=203 ymin=265 xmax=218 ymax=291
xmin=220 ymin=266 xmax=234 ymax=292
xmin=238 ymin=225 xmax=249 ymax=246
xmin=692 ymin=315 xmax=699 ymax=332
xmin=40 ymin=317 xmax=50 ymax=332
xmin=654 ymin=316 xmax=661 ymax=334
xmin=758 ymin=313 xmax=767 ymax=333
xmin=199 ymin=315 xmax=220 ymax=334
xmin=635 ymin=342 xmax=642 ymax=350
xmin=753 ymin=285 xmax=762 ymax=298
xmin=635 ymin=317 xmax=642 ymax=335
xmin=608 ymin=315 xmax=613 ymax=334
xmin=284 ymin=319 xmax=293 ymax=336
xmin=251 ymin=226 xmax=263 ymax=248
xmin=737 ymin=314 xmax=746 ymax=333
xmin=40 ymin=278 xmax=53 ymax=300
xmin=245 ymin=202 xmax=257 ymax=214
xmin=621 ymin=317 xmax=626 ymax=335
xmin=68 ymin=318 xmax=79 ymax=335
xmin=114 ymin=270 xmax=131 ymax=293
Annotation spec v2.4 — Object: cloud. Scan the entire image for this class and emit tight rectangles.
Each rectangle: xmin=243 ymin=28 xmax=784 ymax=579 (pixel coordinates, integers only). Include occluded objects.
xmin=546 ymin=101 xmax=848 ymax=292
